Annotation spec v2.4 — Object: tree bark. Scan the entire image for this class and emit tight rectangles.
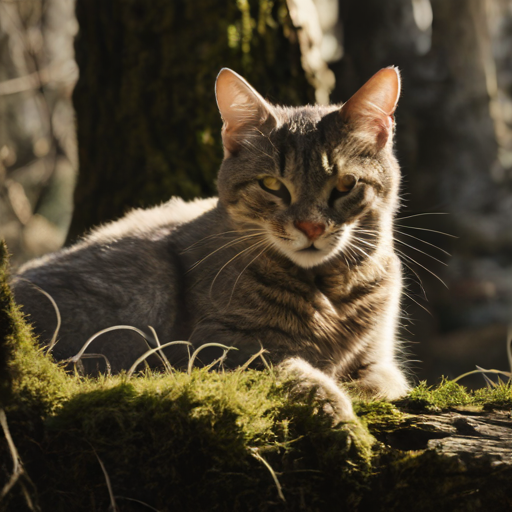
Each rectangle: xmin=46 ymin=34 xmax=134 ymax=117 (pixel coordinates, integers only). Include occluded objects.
xmin=68 ymin=0 xmax=315 ymax=243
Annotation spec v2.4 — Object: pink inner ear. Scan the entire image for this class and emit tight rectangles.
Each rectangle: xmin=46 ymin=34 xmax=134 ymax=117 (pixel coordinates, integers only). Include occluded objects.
xmin=341 ymin=67 xmax=401 ymax=148
xmin=215 ymin=68 xmax=274 ymax=154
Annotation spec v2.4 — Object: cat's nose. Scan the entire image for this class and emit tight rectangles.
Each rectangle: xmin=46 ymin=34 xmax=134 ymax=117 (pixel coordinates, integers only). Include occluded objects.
xmin=294 ymin=220 xmax=326 ymax=241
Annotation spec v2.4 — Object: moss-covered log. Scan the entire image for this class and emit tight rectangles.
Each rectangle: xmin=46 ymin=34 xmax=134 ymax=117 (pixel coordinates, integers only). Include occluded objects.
xmin=1 ymin=247 xmax=512 ymax=511
xmin=67 ymin=0 xmax=314 ymax=242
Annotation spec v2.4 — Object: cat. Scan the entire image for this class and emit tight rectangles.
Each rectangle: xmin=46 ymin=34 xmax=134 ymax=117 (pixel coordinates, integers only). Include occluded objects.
xmin=12 ymin=67 xmax=410 ymax=422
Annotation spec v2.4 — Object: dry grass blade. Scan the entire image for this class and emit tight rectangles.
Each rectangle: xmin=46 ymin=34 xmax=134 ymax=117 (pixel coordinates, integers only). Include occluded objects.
xmin=452 ymin=367 xmax=512 ymax=384
xmin=0 ymin=409 xmax=23 ymax=500
xmin=238 ymin=346 xmax=270 ymax=372
xmin=89 ymin=446 xmax=118 ymax=512
xmin=114 ymin=496 xmax=161 ymax=512
xmin=203 ymin=350 xmax=229 ymax=371
xmin=258 ymin=352 xmax=273 ymax=374
xmin=508 ymin=324 xmax=512 ymax=376
xmin=479 ymin=371 xmax=497 ymax=389
xmin=187 ymin=343 xmax=237 ymax=375
xmin=14 ymin=278 xmax=61 ymax=353
xmin=80 ymin=354 xmax=112 ymax=376
xmin=65 ymin=325 xmax=157 ymax=367
xmin=148 ymin=325 xmax=174 ymax=374
xmin=126 ymin=340 xmax=192 ymax=379
xmin=250 ymin=447 xmax=285 ymax=502
xmin=0 ymin=409 xmax=39 ymax=511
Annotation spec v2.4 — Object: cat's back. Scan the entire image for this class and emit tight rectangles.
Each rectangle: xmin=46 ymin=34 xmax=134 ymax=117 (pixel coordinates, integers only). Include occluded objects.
xmin=11 ymin=197 xmax=219 ymax=367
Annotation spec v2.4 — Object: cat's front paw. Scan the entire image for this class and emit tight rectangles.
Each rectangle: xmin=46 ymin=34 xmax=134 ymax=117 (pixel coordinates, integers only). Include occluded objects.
xmin=278 ymin=357 xmax=355 ymax=423
xmin=357 ymin=362 xmax=410 ymax=400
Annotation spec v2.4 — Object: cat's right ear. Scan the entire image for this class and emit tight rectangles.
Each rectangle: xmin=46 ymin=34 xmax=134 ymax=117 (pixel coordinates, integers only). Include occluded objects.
xmin=340 ymin=67 xmax=401 ymax=150
xmin=216 ymin=68 xmax=276 ymax=156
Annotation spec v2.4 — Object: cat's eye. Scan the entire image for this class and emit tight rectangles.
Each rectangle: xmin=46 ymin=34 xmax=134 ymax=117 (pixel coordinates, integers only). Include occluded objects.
xmin=336 ymin=174 xmax=357 ymax=192
xmin=262 ymin=176 xmax=281 ymax=191
xmin=259 ymin=176 xmax=291 ymax=204
xmin=329 ymin=174 xmax=357 ymax=207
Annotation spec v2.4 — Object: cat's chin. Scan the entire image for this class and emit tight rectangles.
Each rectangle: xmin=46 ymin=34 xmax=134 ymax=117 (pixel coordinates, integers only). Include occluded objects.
xmin=283 ymin=248 xmax=339 ymax=269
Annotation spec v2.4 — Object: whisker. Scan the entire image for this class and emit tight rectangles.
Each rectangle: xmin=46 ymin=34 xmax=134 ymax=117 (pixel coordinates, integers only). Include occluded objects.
xmin=354 ymin=229 xmax=380 ymax=237
xmin=394 ymin=229 xmax=451 ymax=256
xmin=209 ymin=237 xmax=267 ymax=296
xmin=351 ymin=243 xmax=372 ymax=260
xmin=397 ymin=212 xmax=449 ymax=221
xmin=394 ymin=224 xmax=457 ymax=238
xmin=226 ymin=241 xmax=273 ymax=307
xmin=394 ymin=247 xmax=448 ymax=288
xmin=351 ymin=236 xmax=378 ymax=249
xmin=345 ymin=244 xmax=360 ymax=265
xmin=394 ymin=238 xmax=448 ymax=266
xmin=187 ymin=233 xmax=266 ymax=272
xmin=400 ymin=259 xmax=428 ymax=300
xmin=181 ymin=229 xmax=265 ymax=253
xmin=347 ymin=241 xmax=380 ymax=268
xmin=401 ymin=290 xmax=433 ymax=316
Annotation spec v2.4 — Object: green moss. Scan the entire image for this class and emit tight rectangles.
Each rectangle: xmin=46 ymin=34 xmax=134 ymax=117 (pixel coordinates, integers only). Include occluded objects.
xmin=11 ymin=369 xmax=371 ymax=511
xmin=473 ymin=381 xmax=512 ymax=410
xmin=353 ymin=399 xmax=405 ymax=436
xmin=2 ymin=246 xmax=512 ymax=510
xmin=399 ymin=379 xmax=512 ymax=412
xmin=0 ymin=241 xmax=69 ymax=413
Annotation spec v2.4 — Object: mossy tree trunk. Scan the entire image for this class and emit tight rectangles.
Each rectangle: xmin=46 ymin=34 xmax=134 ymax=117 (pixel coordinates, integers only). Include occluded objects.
xmin=67 ymin=0 xmax=314 ymax=242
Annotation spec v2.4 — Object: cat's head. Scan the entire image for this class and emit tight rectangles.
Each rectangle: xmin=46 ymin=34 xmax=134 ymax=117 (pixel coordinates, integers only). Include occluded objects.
xmin=215 ymin=68 xmax=401 ymax=269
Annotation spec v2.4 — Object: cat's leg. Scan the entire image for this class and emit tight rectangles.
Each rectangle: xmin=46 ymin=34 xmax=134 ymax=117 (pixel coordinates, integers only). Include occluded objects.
xmin=353 ymin=361 xmax=410 ymax=400
xmin=189 ymin=326 xmax=355 ymax=422
xmin=279 ymin=357 xmax=355 ymax=423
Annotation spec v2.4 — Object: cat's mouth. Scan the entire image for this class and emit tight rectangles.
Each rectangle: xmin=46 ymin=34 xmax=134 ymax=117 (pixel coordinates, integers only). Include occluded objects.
xmin=299 ymin=245 xmax=321 ymax=253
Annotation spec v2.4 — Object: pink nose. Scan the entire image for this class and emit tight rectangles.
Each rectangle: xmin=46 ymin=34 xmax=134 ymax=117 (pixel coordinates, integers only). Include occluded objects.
xmin=294 ymin=220 xmax=326 ymax=241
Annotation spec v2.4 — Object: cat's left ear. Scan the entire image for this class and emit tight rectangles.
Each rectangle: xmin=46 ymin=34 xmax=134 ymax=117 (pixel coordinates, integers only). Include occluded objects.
xmin=216 ymin=68 xmax=276 ymax=156
xmin=340 ymin=67 xmax=401 ymax=150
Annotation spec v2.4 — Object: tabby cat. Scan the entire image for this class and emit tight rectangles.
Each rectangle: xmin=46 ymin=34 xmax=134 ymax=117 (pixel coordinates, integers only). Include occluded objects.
xmin=13 ymin=68 xmax=409 ymax=421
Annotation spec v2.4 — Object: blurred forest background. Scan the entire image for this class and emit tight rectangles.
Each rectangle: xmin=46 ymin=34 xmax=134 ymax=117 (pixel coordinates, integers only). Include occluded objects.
xmin=0 ymin=0 xmax=511 ymax=386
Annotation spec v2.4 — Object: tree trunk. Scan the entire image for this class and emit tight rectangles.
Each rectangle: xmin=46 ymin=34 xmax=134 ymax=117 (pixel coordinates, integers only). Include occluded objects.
xmin=67 ymin=0 xmax=315 ymax=243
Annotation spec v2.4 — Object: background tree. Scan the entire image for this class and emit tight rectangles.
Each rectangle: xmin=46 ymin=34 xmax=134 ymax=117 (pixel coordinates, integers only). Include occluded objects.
xmin=67 ymin=0 xmax=318 ymax=242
